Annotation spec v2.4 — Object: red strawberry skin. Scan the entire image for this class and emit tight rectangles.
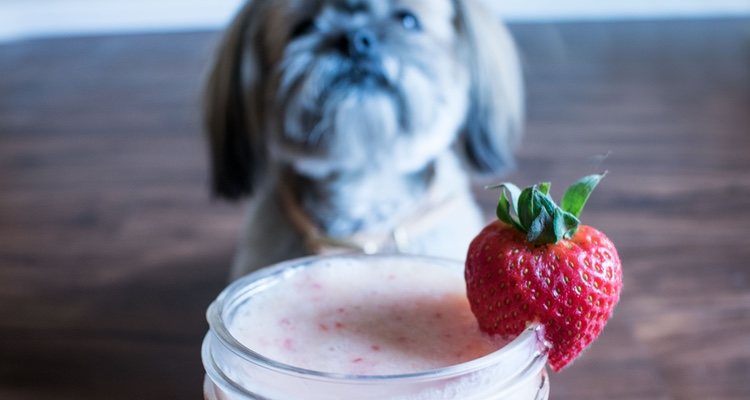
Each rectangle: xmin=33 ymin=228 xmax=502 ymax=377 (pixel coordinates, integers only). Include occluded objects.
xmin=465 ymin=220 xmax=622 ymax=371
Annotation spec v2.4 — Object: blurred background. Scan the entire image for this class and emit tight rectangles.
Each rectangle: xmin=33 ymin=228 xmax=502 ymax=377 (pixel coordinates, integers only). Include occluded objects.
xmin=1 ymin=1 xmax=749 ymax=399
xmin=2 ymin=0 xmax=749 ymax=39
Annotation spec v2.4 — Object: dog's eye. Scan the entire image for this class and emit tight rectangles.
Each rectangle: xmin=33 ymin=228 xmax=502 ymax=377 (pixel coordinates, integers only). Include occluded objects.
xmin=291 ymin=18 xmax=317 ymax=38
xmin=394 ymin=10 xmax=421 ymax=32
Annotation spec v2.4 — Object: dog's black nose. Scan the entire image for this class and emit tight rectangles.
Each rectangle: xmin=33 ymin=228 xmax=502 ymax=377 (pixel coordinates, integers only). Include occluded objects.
xmin=337 ymin=29 xmax=377 ymax=58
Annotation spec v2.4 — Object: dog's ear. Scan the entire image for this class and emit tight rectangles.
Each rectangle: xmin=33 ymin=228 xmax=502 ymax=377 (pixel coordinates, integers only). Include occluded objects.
xmin=455 ymin=0 xmax=524 ymax=176
xmin=204 ymin=1 xmax=269 ymax=200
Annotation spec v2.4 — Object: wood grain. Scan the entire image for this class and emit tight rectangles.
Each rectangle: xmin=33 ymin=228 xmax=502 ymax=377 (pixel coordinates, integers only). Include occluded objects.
xmin=1 ymin=19 xmax=749 ymax=399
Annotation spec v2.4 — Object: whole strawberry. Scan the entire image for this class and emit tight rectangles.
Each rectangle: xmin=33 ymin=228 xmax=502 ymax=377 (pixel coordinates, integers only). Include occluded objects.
xmin=465 ymin=173 xmax=622 ymax=371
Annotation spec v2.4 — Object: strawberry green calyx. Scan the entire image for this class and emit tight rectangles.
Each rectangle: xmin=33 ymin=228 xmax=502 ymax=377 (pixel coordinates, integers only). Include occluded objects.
xmin=491 ymin=172 xmax=607 ymax=245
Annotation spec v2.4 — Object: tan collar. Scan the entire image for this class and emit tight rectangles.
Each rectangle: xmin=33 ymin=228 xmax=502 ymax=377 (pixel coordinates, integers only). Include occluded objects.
xmin=279 ymin=181 xmax=462 ymax=255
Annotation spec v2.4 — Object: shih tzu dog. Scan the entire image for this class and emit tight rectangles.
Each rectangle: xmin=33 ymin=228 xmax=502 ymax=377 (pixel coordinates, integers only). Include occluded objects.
xmin=205 ymin=0 xmax=523 ymax=278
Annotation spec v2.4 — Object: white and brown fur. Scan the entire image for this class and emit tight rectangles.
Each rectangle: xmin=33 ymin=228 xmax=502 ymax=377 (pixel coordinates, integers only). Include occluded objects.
xmin=205 ymin=0 xmax=523 ymax=278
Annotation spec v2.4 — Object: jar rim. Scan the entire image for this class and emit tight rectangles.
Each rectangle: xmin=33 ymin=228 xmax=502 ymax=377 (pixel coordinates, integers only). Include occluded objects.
xmin=206 ymin=254 xmax=548 ymax=383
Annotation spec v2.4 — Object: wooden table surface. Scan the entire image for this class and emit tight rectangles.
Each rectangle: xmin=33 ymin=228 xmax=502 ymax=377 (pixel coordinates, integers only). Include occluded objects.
xmin=1 ymin=18 xmax=749 ymax=400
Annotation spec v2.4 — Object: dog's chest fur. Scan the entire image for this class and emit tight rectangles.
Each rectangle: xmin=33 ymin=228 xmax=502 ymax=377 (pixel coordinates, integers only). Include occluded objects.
xmin=230 ymin=153 xmax=484 ymax=278
xmin=294 ymin=165 xmax=431 ymax=238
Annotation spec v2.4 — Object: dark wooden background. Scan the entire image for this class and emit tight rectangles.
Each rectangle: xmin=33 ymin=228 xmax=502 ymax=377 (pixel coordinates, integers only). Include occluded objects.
xmin=1 ymin=18 xmax=749 ymax=400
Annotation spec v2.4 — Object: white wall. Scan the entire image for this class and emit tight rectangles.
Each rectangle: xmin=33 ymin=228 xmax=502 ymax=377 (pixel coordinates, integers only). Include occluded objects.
xmin=489 ymin=0 xmax=750 ymax=20
xmin=0 ymin=0 xmax=244 ymax=42
xmin=1 ymin=0 xmax=749 ymax=42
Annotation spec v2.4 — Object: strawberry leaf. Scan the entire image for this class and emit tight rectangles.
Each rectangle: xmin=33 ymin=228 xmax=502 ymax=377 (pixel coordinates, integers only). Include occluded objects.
xmin=538 ymin=182 xmax=551 ymax=195
xmin=527 ymin=189 xmax=575 ymax=245
xmin=517 ymin=186 xmax=537 ymax=231
xmin=555 ymin=208 xmax=580 ymax=240
xmin=492 ymin=183 xmax=524 ymax=231
xmin=527 ymin=203 xmax=552 ymax=243
xmin=561 ymin=172 xmax=607 ymax=218
xmin=527 ymin=191 xmax=561 ymax=244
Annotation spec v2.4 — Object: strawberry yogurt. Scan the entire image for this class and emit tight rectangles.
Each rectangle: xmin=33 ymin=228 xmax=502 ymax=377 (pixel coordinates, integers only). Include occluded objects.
xmin=202 ymin=255 xmax=549 ymax=400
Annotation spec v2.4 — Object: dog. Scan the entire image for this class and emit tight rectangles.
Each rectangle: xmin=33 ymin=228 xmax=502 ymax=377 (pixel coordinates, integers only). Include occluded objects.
xmin=204 ymin=0 xmax=523 ymax=278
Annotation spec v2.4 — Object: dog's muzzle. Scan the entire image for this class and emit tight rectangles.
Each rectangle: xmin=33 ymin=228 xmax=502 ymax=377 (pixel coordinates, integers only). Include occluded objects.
xmin=334 ymin=28 xmax=378 ymax=60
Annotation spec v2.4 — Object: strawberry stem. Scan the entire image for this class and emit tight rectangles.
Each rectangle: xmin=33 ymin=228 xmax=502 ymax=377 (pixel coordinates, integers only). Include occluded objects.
xmin=491 ymin=173 xmax=606 ymax=245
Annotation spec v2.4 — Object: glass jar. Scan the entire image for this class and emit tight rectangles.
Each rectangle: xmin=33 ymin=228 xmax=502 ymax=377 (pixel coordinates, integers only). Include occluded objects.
xmin=202 ymin=255 xmax=550 ymax=400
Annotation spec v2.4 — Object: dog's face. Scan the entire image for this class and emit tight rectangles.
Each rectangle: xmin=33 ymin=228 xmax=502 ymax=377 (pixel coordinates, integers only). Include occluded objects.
xmin=206 ymin=0 xmax=523 ymax=199
xmin=264 ymin=0 xmax=469 ymax=177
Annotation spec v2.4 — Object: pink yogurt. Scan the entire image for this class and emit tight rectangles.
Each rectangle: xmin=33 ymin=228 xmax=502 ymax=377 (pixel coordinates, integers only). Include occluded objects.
xmin=228 ymin=257 xmax=507 ymax=375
